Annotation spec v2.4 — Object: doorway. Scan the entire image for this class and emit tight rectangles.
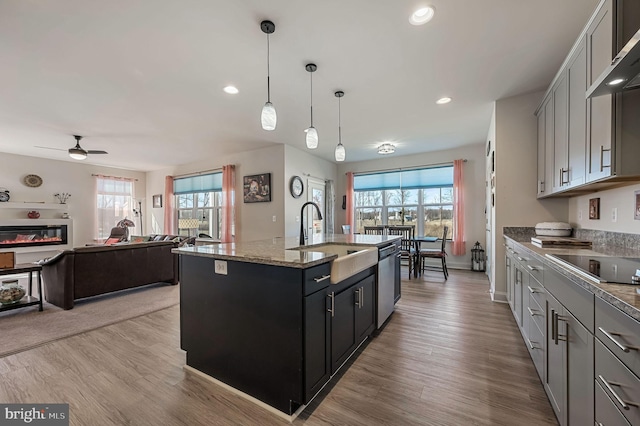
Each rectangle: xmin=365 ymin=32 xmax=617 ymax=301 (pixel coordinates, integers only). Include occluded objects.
xmin=307 ymin=178 xmax=325 ymax=237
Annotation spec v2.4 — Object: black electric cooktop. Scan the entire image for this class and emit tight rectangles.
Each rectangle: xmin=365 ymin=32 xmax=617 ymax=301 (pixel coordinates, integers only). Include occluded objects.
xmin=547 ymin=254 xmax=640 ymax=285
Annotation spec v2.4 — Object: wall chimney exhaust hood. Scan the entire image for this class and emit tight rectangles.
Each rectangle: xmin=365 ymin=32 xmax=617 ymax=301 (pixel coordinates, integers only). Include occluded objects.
xmin=587 ymin=27 xmax=640 ymax=98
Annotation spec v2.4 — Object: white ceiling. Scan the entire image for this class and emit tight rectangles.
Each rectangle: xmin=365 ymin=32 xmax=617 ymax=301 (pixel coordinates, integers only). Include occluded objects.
xmin=0 ymin=0 xmax=599 ymax=171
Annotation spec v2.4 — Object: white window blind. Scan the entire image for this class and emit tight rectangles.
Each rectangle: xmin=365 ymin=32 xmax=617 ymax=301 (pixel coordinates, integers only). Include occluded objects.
xmin=95 ymin=176 xmax=135 ymax=239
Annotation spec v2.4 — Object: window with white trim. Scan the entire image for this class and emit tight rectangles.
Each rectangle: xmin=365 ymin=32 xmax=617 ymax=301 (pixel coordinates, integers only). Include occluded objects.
xmin=353 ymin=166 xmax=453 ymax=238
xmin=174 ymin=173 xmax=223 ymax=238
xmin=95 ymin=176 xmax=135 ymax=239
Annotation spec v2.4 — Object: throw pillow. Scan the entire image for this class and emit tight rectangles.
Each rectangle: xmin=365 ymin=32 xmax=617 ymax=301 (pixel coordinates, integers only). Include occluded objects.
xmin=105 ymin=237 xmax=122 ymax=245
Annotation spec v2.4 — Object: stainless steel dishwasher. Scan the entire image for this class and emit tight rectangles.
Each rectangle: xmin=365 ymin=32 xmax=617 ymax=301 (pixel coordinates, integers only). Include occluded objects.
xmin=377 ymin=243 xmax=398 ymax=328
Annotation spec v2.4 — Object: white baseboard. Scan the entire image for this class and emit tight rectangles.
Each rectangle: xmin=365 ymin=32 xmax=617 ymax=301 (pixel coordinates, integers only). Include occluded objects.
xmin=491 ymin=290 xmax=508 ymax=303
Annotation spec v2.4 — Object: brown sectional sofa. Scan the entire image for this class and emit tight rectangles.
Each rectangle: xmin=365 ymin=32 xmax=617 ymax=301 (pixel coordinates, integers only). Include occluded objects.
xmin=41 ymin=241 xmax=179 ymax=310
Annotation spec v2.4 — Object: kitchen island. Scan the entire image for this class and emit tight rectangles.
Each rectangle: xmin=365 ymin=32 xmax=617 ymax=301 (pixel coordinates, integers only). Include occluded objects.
xmin=173 ymin=234 xmax=400 ymax=420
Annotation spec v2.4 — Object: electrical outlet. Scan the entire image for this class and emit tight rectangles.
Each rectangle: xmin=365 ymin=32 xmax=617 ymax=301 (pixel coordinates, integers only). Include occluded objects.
xmin=612 ymin=208 xmax=617 ymax=222
xmin=272 ymin=215 xmax=276 ymax=222
xmin=578 ymin=209 xmax=583 ymax=221
xmin=214 ymin=260 xmax=228 ymax=275
xmin=296 ymin=215 xmax=300 ymax=222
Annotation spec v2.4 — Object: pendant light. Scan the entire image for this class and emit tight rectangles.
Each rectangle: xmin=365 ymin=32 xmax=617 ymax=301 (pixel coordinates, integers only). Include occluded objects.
xmin=305 ymin=63 xmax=318 ymax=149
xmin=334 ymin=90 xmax=346 ymax=162
xmin=260 ymin=20 xmax=277 ymax=131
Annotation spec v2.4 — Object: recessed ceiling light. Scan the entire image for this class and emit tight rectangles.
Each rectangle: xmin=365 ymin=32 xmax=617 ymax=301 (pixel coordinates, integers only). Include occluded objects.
xmin=223 ymin=86 xmax=239 ymax=94
xmin=436 ymin=97 xmax=452 ymax=104
xmin=378 ymin=143 xmax=396 ymax=155
xmin=409 ymin=6 xmax=435 ymax=25
xmin=607 ymin=78 xmax=625 ymax=86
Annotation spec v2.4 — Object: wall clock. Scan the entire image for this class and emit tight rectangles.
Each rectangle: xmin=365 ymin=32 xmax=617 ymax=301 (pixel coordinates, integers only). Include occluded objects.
xmin=0 ymin=188 xmax=9 ymax=202
xmin=290 ymin=176 xmax=304 ymax=198
xmin=23 ymin=174 xmax=43 ymax=187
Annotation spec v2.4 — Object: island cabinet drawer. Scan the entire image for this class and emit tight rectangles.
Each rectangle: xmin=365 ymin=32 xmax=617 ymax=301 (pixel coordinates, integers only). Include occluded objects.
xmin=303 ymin=263 xmax=332 ymax=296
xmin=595 ymin=339 xmax=640 ymax=425
xmin=544 ymin=267 xmax=594 ymax=333
xmin=595 ymin=381 xmax=631 ymax=426
xmin=596 ymin=296 xmax=640 ymax=379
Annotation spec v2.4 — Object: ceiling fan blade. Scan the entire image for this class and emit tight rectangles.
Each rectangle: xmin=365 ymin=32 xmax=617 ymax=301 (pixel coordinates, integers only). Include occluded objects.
xmin=87 ymin=150 xmax=108 ymax=154
xmin=35 ymin=145 xmax=66 ymax=152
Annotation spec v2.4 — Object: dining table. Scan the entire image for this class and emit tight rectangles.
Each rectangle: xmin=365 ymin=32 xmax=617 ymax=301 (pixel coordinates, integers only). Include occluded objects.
xmin=411 ymin=236 xmax=438 ymax=277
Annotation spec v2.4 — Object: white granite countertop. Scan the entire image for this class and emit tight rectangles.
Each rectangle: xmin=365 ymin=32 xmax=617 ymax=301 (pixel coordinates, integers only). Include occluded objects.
xmin=173 ymin=234 xmax=401 ymax=269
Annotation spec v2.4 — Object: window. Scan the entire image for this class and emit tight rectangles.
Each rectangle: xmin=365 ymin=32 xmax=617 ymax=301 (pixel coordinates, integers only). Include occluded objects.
xmin=95 ymin=176 xmax=135 ymax=239
xmin=174 ymin=173 xmax=222 ymax=238
xmin=353 ymin=166 xmax=453 ymax=237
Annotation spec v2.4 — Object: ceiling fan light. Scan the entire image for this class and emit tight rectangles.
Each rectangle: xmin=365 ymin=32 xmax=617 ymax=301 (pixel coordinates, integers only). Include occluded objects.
xmin=261 ymin=101 xmax=277 ymax=130
xmin=306 ymin=126 xmax=318 ymax=149
xmin=335 ymin=142 xmax=346 ymax=162
xmin=69 ymin=148 xmax=87 ymax=160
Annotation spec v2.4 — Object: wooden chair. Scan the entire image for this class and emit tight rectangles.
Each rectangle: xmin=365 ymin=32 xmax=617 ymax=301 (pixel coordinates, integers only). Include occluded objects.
xmin=363 ymin=226 xmax=385 ymax=235
xmin=388 ymin=226 xmax=416 ymax=279
xmin=419 ymin=226 xmax=449 ymax=280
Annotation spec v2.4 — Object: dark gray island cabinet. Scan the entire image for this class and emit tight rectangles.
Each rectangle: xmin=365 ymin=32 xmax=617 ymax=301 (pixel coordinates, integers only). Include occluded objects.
xmin=179 ymin=254 xmax=376 ymax=417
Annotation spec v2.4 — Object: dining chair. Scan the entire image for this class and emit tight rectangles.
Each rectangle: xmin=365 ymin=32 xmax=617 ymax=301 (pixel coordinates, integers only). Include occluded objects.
xmin=363 ymin=226 xmax=385 ymax=235
xmin=388 ymin=226 xmax=416 ymax=279
xmin=419 ymin=225 xmax=449 ymax=280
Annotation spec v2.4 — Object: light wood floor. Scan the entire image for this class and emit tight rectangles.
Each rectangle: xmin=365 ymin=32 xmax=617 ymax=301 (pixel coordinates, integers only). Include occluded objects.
xmin=0 ymin=269 xmax=557 ymax=425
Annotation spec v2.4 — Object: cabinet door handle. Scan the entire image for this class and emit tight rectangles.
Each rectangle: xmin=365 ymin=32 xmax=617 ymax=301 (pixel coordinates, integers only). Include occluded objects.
xmin=314 ymin=274 xmax=331 ymax=283
xmin=517 ymin=256 xmax=525 ymax=262
xmin=327 ymin=292 xmax=335 ymax=317
xmin=600 ymin=145 xmax=612 ymax=172
xmin=360 ymin=286 xmax=364 ymax=308
xmin=551 ymin=309 xmax=557 ymax=344
xmin=598 ymin=375 xmax=629 ymax=410
xmin=527 ymin=285 xmax=540 ymax=294
xmin=598 ymin=327 xmax=631 ymax=353
xmin=526 ymin=265 xmax=538 ymax=271
xmin=527 ymin=307 xmax=540 ymax=317
xmin=355 ymin=288 xmax=361 ymax=307
xmin=527 ymin=338 xmax=539 ymax=350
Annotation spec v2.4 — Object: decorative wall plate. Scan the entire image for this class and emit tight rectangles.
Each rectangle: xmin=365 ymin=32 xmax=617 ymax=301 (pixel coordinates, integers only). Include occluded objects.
xmin=23 ymin=174 xmax=43 ymax=187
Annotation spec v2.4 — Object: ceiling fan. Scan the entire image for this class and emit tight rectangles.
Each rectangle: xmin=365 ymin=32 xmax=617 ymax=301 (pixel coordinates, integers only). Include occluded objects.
xmin=68 ymin=135 xmax=108 ymax=160
xmin=36 ymin=135 xmax=108 ymax=160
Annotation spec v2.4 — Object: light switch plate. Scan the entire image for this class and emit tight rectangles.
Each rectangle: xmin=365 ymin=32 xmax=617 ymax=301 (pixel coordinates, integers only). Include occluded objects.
xmin=612 ymin=208 xmax=617 ymax=222
xmin=578 ymin=209 xmax=583 ymax=221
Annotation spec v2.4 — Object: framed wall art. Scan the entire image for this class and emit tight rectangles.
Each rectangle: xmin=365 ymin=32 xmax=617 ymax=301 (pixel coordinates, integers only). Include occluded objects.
xmin=153 ymin=194 xmax=162 ymax=208
xmin=589 ymin=197 xmax=600 ymax=220
xmin=243 ymin=173 xmax=271 ymax=203
xmin=635 ymin=190 xmax=640 ymax=220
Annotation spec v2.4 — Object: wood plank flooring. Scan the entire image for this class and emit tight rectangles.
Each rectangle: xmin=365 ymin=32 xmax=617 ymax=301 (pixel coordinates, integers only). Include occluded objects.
xmin=0 ymin=269 xmax=558 ymax=425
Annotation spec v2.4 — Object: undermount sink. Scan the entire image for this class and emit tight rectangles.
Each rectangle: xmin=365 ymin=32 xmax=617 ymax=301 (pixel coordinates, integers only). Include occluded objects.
xmin=294 ymin=244 xmax=378 ymax=284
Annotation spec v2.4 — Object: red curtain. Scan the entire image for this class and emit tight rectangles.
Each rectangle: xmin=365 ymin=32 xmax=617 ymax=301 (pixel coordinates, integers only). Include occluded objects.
xmin=221 ymin=165 xmax=236 ymax=243
xmin=452 ymin=159 xmax=466 ymax=255
xmin=164 ymin=176 xmax=175 ymax=235
xmin=345 ymin=172 xmax=354 ymax=230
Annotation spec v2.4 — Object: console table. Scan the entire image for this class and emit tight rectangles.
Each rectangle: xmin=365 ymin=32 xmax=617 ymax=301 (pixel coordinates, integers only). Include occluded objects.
xmin=0 ymin=263 xmax=44 ymax=313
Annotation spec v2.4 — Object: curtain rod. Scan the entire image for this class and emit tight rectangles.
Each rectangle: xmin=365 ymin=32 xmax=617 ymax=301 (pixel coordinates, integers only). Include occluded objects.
xmin=92 ymin=174 xmax=138 ymax=181
xmin=173 ymin=168 xmax=222 ymax=179
xmin=303 ymin=173 xmax=329 ymax=182
xmin=350 ymin=159 xmax=466 ymax=176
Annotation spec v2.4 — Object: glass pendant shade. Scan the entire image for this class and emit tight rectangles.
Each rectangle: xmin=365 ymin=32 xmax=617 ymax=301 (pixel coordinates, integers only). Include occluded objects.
xmin=305 ymin=126 xmax=318 ymax=149
xmin=261 ymin=102 xmax=277 ymax=131
xmin=335 ymin=142 xmax=346 ymax=162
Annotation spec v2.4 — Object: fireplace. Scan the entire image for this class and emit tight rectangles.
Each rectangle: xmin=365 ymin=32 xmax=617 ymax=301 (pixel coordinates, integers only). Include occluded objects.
xmin=0 ymin=224 xmax=68 ymax=249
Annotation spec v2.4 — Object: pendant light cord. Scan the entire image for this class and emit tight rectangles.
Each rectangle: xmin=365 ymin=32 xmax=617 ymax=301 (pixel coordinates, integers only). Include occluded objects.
xmin=310 ymin=71 xmax=314 ymax=126
xmin=338 ymin=95 xmax=342 ymax=145
xmin=266 ymin=34 xmax=271 ymax=102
